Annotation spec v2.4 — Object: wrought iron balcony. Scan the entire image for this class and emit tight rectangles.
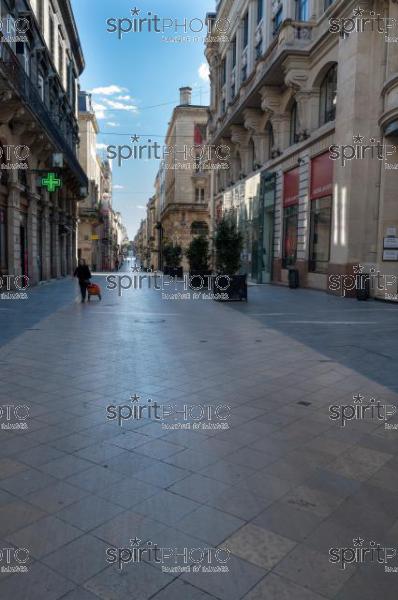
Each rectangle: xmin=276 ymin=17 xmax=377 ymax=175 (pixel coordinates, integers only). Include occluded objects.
xmin=0 ymin=41 xmax=88 ymax=189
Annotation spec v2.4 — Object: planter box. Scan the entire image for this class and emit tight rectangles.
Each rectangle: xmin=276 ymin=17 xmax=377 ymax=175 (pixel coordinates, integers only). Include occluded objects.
xmin=213 ymin=274 xmax=248 ymax=302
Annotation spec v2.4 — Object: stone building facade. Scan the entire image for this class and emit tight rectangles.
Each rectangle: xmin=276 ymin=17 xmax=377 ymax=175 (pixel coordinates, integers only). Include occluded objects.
xmin=77 ymin=91 xmax=102 ymax=271
xmin=0 ymin=0 xmax=88 ymax=287
xmin=206 ymin=0 xmax=398 ymax=299
xmin=159 ymin=87 xmax=210 ymax=272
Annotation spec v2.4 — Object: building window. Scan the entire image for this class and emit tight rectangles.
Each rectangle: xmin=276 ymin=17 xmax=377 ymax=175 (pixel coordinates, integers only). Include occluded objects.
xmin=191 ymin=220 xmax=208 ymax=235
xmin=309 ymin=197 xmax=332 ymax=273
xmin=255 ymin=39 xmax=262 ymax=59
xmin=319 ymin=64 xmax=337 ymax=126
xmin=243 ymin=12 xmax=249 ymax=48
xmin=58 ymin=40 xmax=64 ymax=81
xmin=221 ymin=57 xmax=226 ymax=86
xmin=324 ymin=0 xmax=335 ymax=9
xmin=16 ymin=42 xmax=30 ymax=75
xmin=0 ymin=208 xmax=7 ymax=273
xmin=241 ymin=63 xmax=247 ymax=83
xmin=38 ymin=74 xmax=44 ymax=101
xmin=195 ymin=189 xmax=205 ymax=203
xmin=49 ymin=13 xmax=55 ymax=55
xmin=290 ymin=101 xmax=299 ymax=145
xmin=273 ymin=7 xmax=283 ymax=36
xmin=266 ymin=122 xmax=274 ymax=159
xmin=248 ymin=139 xmax=255 ymax=172
xmin=38 ymin=0 xmax=44 ymax=29
xmin=283 ymin=205 xmax=298 ymax=267
xmin=257 ymin=0 xmax=263 ymax=24
xmin=296 ymin=0 xmax=309 ymax=21
xmin=231 ymin=80 xmax=235 ymax=100
xmin=231 ymin=37 xmax=236 ymax=68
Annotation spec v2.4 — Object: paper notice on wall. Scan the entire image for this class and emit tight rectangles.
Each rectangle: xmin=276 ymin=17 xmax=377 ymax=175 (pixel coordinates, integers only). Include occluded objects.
xmin=386 ymin=227 xmax=397 ymax=236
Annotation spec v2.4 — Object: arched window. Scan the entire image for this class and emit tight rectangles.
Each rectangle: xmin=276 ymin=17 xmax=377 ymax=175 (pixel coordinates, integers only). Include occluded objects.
xmin=233 ymin=151 xmax=242 ymax=181
xmin=248 ymin=138 xmax=255 ymax=172
xmin=290 ymin=101 xmax=299 ymax=145
xmin=265 ymin=122 xmax=274 ymax=159
xmin=319 ymin=64 xmax=337 ymax=126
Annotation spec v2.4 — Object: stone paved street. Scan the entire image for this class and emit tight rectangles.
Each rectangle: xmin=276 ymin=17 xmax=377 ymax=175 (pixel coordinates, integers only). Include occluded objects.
xmin=0 ymin=270 xmax=397 ymax=599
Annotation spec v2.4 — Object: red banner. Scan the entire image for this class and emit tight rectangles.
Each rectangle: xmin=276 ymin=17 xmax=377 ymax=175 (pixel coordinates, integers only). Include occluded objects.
xmin=311 ymin=152 xmax=333 ymax=200
xmin=283 ymin=168 xmax=299 ymax=206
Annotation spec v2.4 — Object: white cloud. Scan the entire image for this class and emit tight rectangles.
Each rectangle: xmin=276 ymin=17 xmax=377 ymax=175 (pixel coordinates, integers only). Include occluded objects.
xmin=90 ymin=85 xmax=127 ymax=96
xmin=93 ymin=102 xmax=107 ymax=119
xmin=115 ymin=95 xmax=131 ymax=101
xmin=137 ymin=205 xmax=146 ymax=210
xmin=96 ymin=143 xmax=107 ymax=150
xmin=106 ymin=122 xmax=119 ymax=127
xmin=198 ymin=63 xmax=210 ymax=81
xmin=113 ymin=184 xmax=124 ymax=190
xmin=103 ymin=99 xmax=138 ymax=112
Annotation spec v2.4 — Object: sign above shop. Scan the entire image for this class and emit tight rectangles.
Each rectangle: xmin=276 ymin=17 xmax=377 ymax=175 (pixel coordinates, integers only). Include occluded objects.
xmin=41 ymin=173 xmax=62 ymax=193
xmin=310 ymin=152 xmax=333 ymax=200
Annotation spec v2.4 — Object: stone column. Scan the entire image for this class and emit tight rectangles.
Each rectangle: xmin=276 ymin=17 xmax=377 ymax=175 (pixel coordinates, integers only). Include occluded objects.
xmin=243 ymin=108 xmax=269 ymax=165
xmin=51 ymin=199 xmax=60 ymax=279
xmin=27 ymin=192 xmax=40 ymax=285
xmin=6 ymin=178 xmax=22 ymax=276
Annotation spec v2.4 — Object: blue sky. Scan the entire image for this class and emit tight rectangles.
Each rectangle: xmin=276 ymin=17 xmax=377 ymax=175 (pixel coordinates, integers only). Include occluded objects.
xmin=71 ymin=0 xmax=215 ymax=238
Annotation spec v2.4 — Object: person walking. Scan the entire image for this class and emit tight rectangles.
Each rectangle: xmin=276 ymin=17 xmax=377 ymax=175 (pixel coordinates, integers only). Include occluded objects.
xmin=74 ymin=259 xmax=91 ymax=303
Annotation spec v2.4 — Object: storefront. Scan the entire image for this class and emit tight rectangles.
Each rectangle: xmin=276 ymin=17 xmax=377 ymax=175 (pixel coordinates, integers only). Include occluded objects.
xmin=309 ymin=152 xmax=334 ymax=274
xmin=282 ymin=167 xmax=299 ymax=268
xmin=0 ymin=206 xmax=6 ymax=276
xmin=222 ymin=171 xmax=276 ymax=284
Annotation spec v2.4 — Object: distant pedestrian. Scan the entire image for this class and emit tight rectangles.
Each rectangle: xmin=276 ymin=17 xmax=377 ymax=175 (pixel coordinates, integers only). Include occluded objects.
xmin=74 ymin=259 xmax=91 ymax=303
xmin=115 ymin=259 xmax=120 ymax=272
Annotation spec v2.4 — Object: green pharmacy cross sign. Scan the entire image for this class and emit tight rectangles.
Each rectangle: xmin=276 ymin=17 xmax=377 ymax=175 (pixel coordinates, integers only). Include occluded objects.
xmin=41 ymin=172 xmax=62 ymax=193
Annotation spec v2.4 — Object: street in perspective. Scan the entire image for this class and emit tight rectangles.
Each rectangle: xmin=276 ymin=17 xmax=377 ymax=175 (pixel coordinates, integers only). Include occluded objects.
xmin=0 ymin=1 xmax=398 ymax=599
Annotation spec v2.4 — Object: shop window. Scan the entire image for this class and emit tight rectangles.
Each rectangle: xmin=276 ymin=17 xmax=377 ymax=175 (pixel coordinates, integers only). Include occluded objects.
xmin=290 ymin=101 xmax=299 ymax=145
xmin=319 ymin=64 xmax=337 ymax=126
xmin=309 ymin=197 xmax=332 ymax=273
xmin=283 ymin=206 xmax=298 ymax=267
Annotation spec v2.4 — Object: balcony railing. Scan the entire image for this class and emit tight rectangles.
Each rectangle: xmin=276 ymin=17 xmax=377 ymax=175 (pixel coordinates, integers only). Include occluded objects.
xmin=0 ymin=40 xmax=88 ymax=188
